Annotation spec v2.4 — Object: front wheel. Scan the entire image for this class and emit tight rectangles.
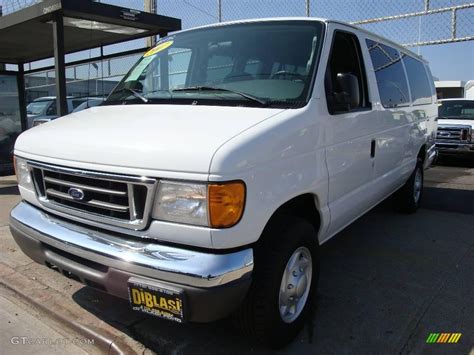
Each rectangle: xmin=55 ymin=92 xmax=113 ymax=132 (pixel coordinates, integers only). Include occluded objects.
xmin=233 ymin=216 xmax=319 ymax=348
xmin=394 ymin=158 xmax=424 ymax=213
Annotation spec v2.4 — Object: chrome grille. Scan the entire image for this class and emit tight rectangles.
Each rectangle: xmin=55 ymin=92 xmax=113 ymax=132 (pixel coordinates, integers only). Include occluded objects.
xmin=29 ymin=161 xmax=156 ymax=230
xmin=436 ymin=125 xmax=471 ymax=143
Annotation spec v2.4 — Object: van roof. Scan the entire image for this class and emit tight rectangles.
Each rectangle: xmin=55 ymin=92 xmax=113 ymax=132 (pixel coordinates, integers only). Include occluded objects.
xmin=170 ymin=17 xmax=427 ymax=64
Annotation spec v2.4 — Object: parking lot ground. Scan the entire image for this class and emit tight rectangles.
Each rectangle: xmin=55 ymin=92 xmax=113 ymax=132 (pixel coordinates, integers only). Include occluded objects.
xmin=425 ymin=157 xmax=474 ymax=191
xmin=0 ymin=285 xmax=92 ymax=355
xmin=1 ymin=159 xmax=473 ymax=354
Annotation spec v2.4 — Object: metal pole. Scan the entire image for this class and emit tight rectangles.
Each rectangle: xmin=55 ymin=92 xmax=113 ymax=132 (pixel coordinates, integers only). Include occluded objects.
xmin=0 ymin=6 xmax=3 ymax=72
xmin=306 ymin=0 xmax=310 ymax=17
xmin=417 ymin=16 xmax=422 ymax=55
xmin=218 ymin=0 xmax=222 ymax=22
xmin=145 ymin=0 xmax=157 ymax=47
xmin=101 ymin=46 xmax=104 ymax=97
xmin=419 ymin=1 xmax=429 ymax=52
xmin=17 ymin=64 xmax=27 ymax=131
xmin=451 ymin=9 xmax=457 ymax=40
xmin=52 ymin=14 xmax=68 ymax=116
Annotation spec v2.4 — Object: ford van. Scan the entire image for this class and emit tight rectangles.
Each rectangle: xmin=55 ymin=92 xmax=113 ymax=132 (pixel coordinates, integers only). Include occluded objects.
xmin=10 ymin=18 xmax=437 ymax=348
xmin=436 ymin=98 xmax=474 ymax=155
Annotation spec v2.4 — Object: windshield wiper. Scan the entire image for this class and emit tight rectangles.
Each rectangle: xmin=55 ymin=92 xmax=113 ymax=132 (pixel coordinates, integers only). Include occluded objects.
xmin=172 ymin=86 xmax=268 ymax=106
xmin=113 ymin=87 xmax=149 ymax=103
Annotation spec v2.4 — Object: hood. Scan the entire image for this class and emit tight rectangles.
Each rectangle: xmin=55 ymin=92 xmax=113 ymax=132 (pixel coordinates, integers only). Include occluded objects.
xmin=438 ymin=118 xmax=474 ymax=128
xmin=15 ymin=104 xmax=284 ymax=174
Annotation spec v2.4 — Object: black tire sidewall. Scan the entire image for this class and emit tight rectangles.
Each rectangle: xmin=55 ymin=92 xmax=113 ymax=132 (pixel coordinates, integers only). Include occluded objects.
xmin=395 ymin=158 xmax=424 ymax=213
xmin=407 ymin=160 xmax=424 ymax=210
xmin=412 ymin=162 xmax=423 ymax=207
xmin=253 ymin=217 xmax=319 ymax=347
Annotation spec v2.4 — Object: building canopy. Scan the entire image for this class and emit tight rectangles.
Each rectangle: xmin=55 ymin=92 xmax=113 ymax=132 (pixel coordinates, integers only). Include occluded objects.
xmin=0 ymin=0 xmax=181 ymax=64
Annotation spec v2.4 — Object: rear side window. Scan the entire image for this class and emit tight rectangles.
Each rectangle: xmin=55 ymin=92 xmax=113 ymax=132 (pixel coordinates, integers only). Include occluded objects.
xmin=424 ymin=64 xmax=437 ymax=97
xmin=366 ymin=39 xmax=410 ymax=108
xmin=402 ymin=55 xmax=432 ymax=105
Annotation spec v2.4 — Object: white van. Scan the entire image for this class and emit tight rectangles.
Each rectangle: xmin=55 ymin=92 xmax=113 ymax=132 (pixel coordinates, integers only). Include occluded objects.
xmin=10 ymin=18 xmax=437 ymax=348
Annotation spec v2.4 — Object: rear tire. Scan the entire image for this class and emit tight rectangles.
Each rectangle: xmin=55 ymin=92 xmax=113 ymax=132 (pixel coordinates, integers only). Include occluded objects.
xmin=233 ymin=216 xmax=319 ymax=349
xmin=394 ymin=158 xmax=423 ymax=213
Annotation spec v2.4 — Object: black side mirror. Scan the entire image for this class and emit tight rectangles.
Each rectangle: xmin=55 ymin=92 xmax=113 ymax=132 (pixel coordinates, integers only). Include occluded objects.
xmin=335 ymin=73 xmax=360 ymax=109
xmin=46 ymin=104 xmax=57 ymax=116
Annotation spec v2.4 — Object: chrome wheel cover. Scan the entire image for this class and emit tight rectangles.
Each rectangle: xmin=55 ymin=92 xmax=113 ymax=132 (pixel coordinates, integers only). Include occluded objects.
xmin=278 ymin=246 xmax=313 ymax=323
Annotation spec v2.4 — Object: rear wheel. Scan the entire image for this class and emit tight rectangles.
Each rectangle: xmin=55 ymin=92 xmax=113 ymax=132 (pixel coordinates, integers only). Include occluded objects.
xmin=233 ymin=216 xmax=319 ymax=348
xmin=394 ymin=158 xmax=423 ymax=213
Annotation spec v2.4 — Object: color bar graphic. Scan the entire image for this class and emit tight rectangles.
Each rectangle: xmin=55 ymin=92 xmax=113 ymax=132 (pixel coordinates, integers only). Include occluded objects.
xmin=426 ymin=333 xmax=462 ymax=344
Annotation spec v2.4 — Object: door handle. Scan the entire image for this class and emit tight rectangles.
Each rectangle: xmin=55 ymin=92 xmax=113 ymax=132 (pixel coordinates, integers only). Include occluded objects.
xmin=370 ymin=139 xmax=376 ymax=158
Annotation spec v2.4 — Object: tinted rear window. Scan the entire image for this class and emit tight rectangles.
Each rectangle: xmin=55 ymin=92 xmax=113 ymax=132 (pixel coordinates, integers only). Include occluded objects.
xmin=366 ymin=39 xmax=410 ymax=108
xmin=402 ymin=55 xmax=432 ymax=105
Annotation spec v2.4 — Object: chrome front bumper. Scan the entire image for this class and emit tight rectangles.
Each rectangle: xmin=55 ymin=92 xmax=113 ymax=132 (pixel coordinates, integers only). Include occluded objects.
xmin=435 ymin=142 xmax=474 ymax=155
xmin=10 ymin=202 xmax=253 ymax=321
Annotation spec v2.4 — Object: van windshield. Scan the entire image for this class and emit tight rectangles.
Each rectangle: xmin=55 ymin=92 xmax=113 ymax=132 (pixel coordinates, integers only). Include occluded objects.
xmin=106 ymin=21 xmax=324 ymax=109
xmin=26 ymin=100 xmax=53 ymax=116
xmin=438 ymin=100 xmax=474 ymax=120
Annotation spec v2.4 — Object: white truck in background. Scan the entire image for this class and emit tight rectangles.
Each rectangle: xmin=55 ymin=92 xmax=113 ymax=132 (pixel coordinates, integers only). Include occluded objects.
xmin=436 ymin=98 xmax=474 ymax=155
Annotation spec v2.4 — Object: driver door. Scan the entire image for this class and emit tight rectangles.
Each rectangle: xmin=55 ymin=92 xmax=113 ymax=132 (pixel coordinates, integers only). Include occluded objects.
xmin=323 ymin=26 xmax=380 ymax=237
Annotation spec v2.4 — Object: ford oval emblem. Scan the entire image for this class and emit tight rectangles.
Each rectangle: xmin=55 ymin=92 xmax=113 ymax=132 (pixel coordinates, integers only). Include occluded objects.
xmin=68 ymin=187 xmax=85 ymax=201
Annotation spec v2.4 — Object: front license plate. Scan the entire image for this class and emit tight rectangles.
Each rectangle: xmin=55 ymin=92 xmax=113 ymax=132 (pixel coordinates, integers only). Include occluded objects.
xmin=128 ymin=278 xmax=185 ymax=323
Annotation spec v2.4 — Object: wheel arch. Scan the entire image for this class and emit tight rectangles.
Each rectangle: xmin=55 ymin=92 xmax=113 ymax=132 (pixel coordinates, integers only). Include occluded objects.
xmin=418 ymin=144 xmax=427 ymax=163
xmin=259 ymin=193 xmax=322 ymax=246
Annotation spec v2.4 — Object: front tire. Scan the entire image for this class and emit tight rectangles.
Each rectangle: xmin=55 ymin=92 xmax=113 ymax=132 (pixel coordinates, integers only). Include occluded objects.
xmin=233 ymin=216 xmax=319 ymax=348
xmin=394 ymin=158 xmax=423 ymax=213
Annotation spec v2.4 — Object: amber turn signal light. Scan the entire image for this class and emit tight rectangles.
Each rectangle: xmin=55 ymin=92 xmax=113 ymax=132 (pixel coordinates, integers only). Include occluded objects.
xmin=208 ymin=181 xmax=245 ymax=228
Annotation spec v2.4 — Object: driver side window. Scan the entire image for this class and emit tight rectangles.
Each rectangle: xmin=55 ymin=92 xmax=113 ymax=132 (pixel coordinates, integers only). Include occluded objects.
xmin=325 ymin=30 xmax=369 ymax=115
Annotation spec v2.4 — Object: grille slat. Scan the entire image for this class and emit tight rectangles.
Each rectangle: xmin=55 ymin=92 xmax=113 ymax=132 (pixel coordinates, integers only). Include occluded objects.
xmin=45 ymin=189 xmax=130 ymax=212
xmin=127 ymin=184 xmax=137 ymax=221
xmin=436 ymin=125 xmax=471 ymax=143
xmin=44 ymin=176 xmax=127 ymax=196
xmin=28 ymin=162 xmax=156 ymax=231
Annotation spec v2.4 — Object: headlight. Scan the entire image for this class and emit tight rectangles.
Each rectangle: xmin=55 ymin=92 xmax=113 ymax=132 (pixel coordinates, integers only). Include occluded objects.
xmin=14 ymin=156 xmax=34 ymax=190
xmin=153 ymin=181 xmax=208 ymax=226
xmin=152 ymin=180 xmax=245 ymax=228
